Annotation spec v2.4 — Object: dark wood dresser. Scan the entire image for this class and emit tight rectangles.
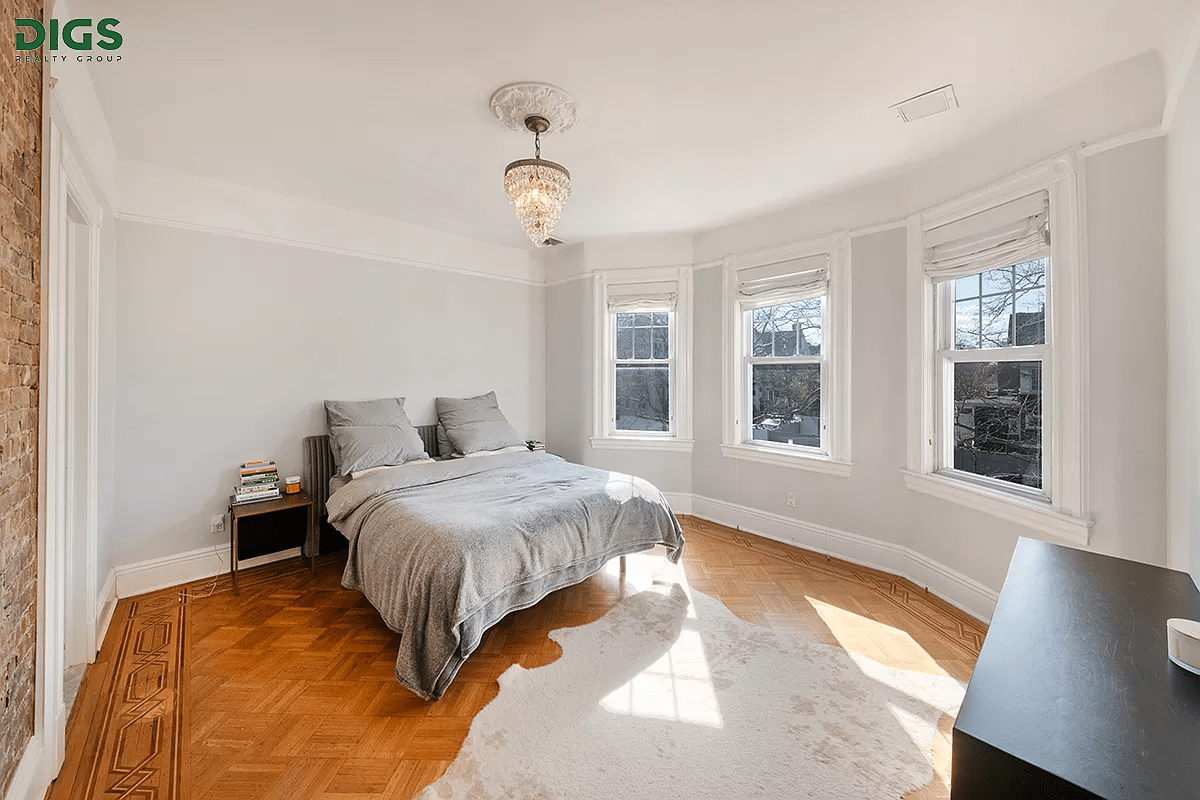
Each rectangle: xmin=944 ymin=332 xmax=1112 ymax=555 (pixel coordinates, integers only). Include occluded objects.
xmin=952 ymin=537 xmax=1200 ymax=799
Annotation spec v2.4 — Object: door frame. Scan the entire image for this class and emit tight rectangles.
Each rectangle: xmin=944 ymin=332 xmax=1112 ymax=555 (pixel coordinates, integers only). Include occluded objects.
xmin=35 ymin=109 xmax=103 ymax=779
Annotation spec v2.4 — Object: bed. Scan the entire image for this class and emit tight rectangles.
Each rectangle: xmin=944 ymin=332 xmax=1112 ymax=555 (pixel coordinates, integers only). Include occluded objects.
xmin=303 ymin=426 xmax=685 ymax=701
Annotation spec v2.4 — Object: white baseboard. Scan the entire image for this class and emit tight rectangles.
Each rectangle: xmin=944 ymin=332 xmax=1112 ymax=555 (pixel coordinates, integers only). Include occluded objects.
xmin=662 ymin=492 xmax=693 ymax=515
xmin=96 ymin=568 xmax=117 ymax=645
xmin=688 ymin=494 xmax=998 ymax=622
xmin=3 ymin=735 xmax=46 ymax=800
xmin=114 ymin=545 xmax=302 ymax=599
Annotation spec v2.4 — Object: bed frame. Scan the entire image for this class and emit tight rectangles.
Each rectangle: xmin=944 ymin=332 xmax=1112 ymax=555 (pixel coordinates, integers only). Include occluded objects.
xmin=302 ymin=424 xmax=440 ymax=524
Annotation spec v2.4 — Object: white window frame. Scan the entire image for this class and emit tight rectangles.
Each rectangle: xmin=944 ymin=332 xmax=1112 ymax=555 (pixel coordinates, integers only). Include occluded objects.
xmin=592 ymin=266 xmax=693 ymax=452
xmin=721 ymin=234 xmax=852 ymax=476
xmin=904 ymin=153 xmax=1092 ymax=545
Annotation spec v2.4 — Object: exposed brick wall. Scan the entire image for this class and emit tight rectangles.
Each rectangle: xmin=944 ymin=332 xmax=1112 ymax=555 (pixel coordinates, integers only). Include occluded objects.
xmin=0 ymin=0 xmax=42 ymax=795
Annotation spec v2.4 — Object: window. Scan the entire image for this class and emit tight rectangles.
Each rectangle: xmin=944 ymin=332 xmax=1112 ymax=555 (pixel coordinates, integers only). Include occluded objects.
xmin=747 ymin=298 xmax=824 ymax=450
xmin=946 ymin=260 xmax=1046 ymax=489
xmin=721 ymin=235 xmax=851 ymax=475
xmin=905 ymin=155 xmax=1090 ymax=544
xmin=593 ymin=268 xmax=693 ymax=451
xmin=614 ymin=311 xmax=671 ymax=432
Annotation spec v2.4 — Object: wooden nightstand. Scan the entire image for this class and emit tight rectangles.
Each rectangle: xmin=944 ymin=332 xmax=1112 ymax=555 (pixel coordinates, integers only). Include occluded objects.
xmin=228 ymin=490 xmax=316 ymax=594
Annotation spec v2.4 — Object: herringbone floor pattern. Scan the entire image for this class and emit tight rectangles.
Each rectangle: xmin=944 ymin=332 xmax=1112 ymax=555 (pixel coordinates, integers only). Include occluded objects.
xmin=49 ymin=516 xmax=986 ymax=799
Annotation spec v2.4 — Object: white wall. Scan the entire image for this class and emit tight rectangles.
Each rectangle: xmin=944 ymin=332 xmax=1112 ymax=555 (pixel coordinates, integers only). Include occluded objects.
xmin=111 ymin=220 xmax=545 ymax=567
xmin=1166 ymin=43 xmax=1200 ymax=582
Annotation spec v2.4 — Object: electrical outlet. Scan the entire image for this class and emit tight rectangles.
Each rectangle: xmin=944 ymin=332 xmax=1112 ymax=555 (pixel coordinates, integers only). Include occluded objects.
xmin=786 ymin=491 xmax=796 ymax=508
xmin=211 ymin=514 xmax=225 ymax=533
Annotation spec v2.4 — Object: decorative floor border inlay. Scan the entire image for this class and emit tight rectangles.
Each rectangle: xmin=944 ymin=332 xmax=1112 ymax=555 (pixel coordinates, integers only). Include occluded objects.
xmin=83 ymin=591 xmax=189 ymax=799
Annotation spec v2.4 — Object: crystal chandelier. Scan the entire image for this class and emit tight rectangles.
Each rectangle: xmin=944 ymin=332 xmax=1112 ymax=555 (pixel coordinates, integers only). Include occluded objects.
xmin=503 ymin=116 xmax=571 ymax=246
xmin=490 ymin=82 xmax=579 ymax=246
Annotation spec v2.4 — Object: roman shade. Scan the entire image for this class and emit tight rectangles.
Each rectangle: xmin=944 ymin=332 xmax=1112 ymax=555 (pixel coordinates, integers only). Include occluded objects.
xmin=737 ymin=253 xmax=829 ymax=305
xmin=924 ymin=191 xmax=1049 ymax=280
xmin=607 ymin=280 xmax=678 ymax=313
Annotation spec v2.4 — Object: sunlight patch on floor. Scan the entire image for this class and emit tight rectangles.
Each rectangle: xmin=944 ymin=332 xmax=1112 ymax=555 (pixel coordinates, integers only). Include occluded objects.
xmin=600 ymin=628 xmax=724 ymax=728
xmin=604 ymin=549 xmax=694 ymax=615
xmin=806 ymin=596 xmax=950 ymax=677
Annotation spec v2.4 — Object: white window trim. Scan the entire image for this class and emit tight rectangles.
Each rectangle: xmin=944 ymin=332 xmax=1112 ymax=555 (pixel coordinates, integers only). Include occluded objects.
xmin=905 ymin=153 xmax=1091 ymax=545
xmin=721 ymin=233 xmax=852 ymax=476
xmin=591 ymin=266 xmax=694 ymax=453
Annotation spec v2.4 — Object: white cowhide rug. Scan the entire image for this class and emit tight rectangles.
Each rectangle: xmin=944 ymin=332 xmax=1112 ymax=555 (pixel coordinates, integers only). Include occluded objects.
xmin=419 ymin=583 xmax=965 ymax=800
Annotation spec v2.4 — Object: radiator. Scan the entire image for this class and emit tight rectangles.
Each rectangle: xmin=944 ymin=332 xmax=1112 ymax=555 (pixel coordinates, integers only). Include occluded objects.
xmin=303 ymin=424 xmax=440 ymax=524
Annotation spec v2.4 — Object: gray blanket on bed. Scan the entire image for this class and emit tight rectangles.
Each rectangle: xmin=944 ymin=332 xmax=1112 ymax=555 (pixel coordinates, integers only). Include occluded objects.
xmin=325 ymin=451 xmax=684 ymax=700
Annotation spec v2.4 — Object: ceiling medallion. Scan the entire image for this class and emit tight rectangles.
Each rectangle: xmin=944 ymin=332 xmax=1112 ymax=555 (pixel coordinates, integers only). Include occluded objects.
xmin=490 ymin=82 xmax=578 ymax=246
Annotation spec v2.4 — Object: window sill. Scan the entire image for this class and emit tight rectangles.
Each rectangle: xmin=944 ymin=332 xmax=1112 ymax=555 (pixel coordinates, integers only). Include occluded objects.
xmin=902 ymin=470 xmax=1092 ymax=546
xmin=719 ymin=443 xmax=852 ymax=477
xmin=590 ymin=436 xmax=694 ymax=453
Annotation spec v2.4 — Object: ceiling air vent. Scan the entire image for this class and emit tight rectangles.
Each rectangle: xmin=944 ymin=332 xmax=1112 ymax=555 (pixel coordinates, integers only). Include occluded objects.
xmin=891 ymin=84 xmax=958 ymax=123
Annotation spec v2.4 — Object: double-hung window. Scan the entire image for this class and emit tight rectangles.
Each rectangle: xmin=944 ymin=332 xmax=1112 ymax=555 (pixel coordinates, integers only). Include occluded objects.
xmin=930 ymin=193 xmax=1050 ymax=493
xmin=906 ymin=156 xmax=1090 ymax=543
xmin=722 ymin=236 xmax=851 ymax=474
xmin=593 ymin=269 xmax=693 ymax=451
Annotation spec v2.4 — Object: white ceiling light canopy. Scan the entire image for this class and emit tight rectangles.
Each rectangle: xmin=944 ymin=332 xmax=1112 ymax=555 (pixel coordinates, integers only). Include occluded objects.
xmin=892 ymin=84 xmax=959 ymax=123
xmin=491 ymin=82 xmax=579 ymax=246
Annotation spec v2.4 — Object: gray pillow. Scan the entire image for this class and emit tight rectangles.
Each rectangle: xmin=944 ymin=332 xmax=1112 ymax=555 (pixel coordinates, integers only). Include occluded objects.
xmin=325 ymin=397 xmax=429 ymax=476
xmin=435 ymin=391 xmax=524 ymax=455
xmin=436 ymin=422 xmax=460 ymax=459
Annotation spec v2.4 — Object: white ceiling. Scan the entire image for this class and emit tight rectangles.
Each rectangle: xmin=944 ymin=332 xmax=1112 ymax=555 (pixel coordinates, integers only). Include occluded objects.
xmin=77 ymin=0 xmax=1196 ymax=249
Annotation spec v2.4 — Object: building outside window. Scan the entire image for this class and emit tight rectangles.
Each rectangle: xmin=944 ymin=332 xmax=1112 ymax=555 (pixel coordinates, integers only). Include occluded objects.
xmin=614 ymin=311 xmax=672 ymax=432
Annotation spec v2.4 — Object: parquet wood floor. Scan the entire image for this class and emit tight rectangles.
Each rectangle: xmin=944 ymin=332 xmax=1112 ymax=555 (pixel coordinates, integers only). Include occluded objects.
xmin=48 ymin=516 xmax=986 ymax=800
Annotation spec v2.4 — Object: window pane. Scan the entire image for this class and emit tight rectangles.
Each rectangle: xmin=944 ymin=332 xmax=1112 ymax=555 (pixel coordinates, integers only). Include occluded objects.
xmin=753 ymin=330 xmax=773 ymax=357
xmin=750 ymin=363 xmax=821 ymax=449
xmin=955 ymin=299 xmax=981 ymax=349
xmin=616 ymin=328 xmax=633 ymax=359
xmin=953 ymin=361 xmax=1042 ymax=489
xmin=1013 ymin=258 xmax=1046 ymax=291
xmin=616 ymin=313 xmax=634 ymax=329
xmin=633 ymin=327 xmax=651 ymax=359
xmin=981 ymin=265 xmax=1013 ymax=296
xmin=772 ymin=329 xmax=797 ymax=357
xmin=615 ymin=364 xmax=670 ymax=432
xmin=652 ymin=312 xmax=668 ymax=326
xmin=955 ymin=274 xmax=980 ymax=300
xmin=750 ymin=298 xmax=823 ymax=357
xmin=633 ymin=313 xmax=652 ymax=326
xmin=652 ymin=326 xmax=669 ymax=359
xmin=1014 ymin=286 xmax=1046 ymax=346
xmin=980 ymin=293 xmax=1013 ymax=347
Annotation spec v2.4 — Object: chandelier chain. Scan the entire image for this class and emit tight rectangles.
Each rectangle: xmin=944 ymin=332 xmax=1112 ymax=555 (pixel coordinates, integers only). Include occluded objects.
xmin=534 ymin=131 xmax=541 ymax=160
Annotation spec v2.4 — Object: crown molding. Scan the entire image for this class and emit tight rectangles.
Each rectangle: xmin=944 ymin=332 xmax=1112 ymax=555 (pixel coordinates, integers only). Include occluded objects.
xmin=116 ymin=162 xmax=545 ymax=287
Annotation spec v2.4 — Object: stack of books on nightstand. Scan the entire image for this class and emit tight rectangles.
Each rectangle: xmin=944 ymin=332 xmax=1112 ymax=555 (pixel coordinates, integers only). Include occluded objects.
xmin=233 ymin=460 xmax=280 ymax=504
xmin=525 ymin=440 xmax=546 ymax=452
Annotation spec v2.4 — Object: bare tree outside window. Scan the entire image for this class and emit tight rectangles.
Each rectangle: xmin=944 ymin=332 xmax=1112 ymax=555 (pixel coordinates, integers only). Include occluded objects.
xmin=614 ymin=312 xmax=671 ymax=431
xmin=747 ymin=298 xmax=824 ymax=449
xmin=946 ymin=258 xmax=1046 ymax=488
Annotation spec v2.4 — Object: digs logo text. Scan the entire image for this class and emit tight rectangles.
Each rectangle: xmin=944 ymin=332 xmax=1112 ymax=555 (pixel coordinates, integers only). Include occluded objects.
xmin=14 ymin=18 xmax=122 ymax=62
